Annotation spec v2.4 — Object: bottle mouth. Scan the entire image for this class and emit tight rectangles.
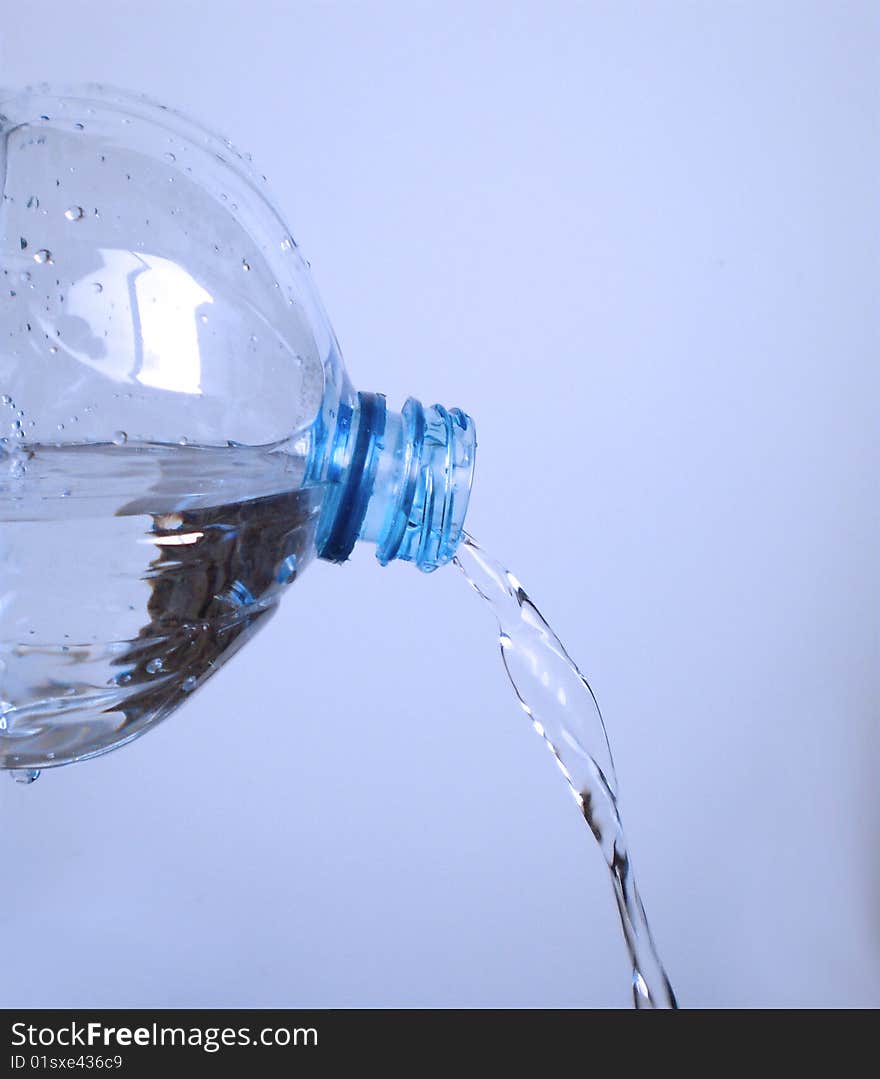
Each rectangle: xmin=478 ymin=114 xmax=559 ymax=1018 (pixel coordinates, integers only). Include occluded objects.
xmin=315 ymin=393 xmax=476 ymax=572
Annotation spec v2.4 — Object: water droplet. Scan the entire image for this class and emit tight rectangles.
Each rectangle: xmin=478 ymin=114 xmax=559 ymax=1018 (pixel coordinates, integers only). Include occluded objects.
xmin=19 ymin=271 xmax=31 ymax=284
xmin=74 ymin=122 xmax=85 ymax=130
xmin=164 ymin=152 xmax=176 ymax=163
xmin=280 ymin=235 xmax=295 ymax=251
xmin=146 ymin=658 xmax=164 ymax=675
xmin=199 ymin=313 xmax=208 ymax=324
xmin=112 ymin=430 xmax=127 ymax=446
xmin=178 ymin=435 xmax=189 ymax=446
xmin=241 ymin=259 xmax=250 ymax=272
xmin=64 ymin=206 xmax=84 ymax=221
xmin=91 ymin=282 xmax=103 ymax=294
xmin=11 ymin=768 xmax=41 ymax=785
xmin=0 ymin=395 xmax=11 ymax=405
xmin=181 ymin=676 xmax=197 ymax=692
xmin=33 ymin=249 xmax=52 ymax=264
xmin=26 ymin=196 xmax=39 ymax=210
xmin=20 ymin=238 xmax=27 ymax=250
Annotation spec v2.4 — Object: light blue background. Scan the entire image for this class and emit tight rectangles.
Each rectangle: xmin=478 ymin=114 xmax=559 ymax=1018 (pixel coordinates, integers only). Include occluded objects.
xmin=2 ymin=2 xmax=878 ymax=1007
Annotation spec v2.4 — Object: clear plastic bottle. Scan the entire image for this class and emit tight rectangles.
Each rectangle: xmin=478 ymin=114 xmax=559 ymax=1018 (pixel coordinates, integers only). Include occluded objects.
xmin=0 ymin=84 xmax=476 ymax=774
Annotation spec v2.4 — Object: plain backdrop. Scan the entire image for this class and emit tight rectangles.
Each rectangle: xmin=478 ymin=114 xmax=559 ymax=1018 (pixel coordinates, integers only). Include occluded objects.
xmin=1 ymin=2 xmax=878 ymax=1007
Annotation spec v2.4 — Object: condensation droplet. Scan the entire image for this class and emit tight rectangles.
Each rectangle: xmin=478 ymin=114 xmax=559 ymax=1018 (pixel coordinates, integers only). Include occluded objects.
xmin=112 ymin=430 xmax=127 ymax=446
xmin=182 ymin=676 xmax=197 ymax=692
xmin=33 ymin=249 xmax=52 ymax=264
xmin=91 ymin=282 xmax=103 ymax=294
xmin=26 ymin=196 xmax=39 ymax=210
xmin=64 ymin=206 xmax=84 ymax=221
xmin=146 ymin=658 xmax=164 ymax=675
xmin=241 ymin=259 xmax=250 ymax=272
xmin=164 ymin=152 xmax=176 ymax=163
xmin=12 ymin=768 xmax=41 ymax=785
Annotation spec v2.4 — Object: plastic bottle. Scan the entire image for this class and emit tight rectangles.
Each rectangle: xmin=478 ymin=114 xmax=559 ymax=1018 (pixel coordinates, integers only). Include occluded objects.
xmin=0 ymin=84 xmax=476 ymax=773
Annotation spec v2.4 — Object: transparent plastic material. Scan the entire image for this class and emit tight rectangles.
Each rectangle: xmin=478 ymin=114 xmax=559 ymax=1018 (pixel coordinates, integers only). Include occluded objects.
xmin=0 ymin=85 xmax=327 ymax=448
xmin=0 ymin=85 xmax=475 ymax=773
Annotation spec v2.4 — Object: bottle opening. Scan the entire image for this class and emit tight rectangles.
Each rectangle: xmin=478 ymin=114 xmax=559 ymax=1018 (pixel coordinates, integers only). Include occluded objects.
xmin=315 ymin=392 xmax=476 ymax=572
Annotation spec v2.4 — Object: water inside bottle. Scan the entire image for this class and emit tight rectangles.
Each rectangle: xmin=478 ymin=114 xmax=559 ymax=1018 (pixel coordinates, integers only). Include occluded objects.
xmin=455 ymin=535 xmax=677 ymax=1009
xmin=0 ymin=439 xmax=322 ymax=770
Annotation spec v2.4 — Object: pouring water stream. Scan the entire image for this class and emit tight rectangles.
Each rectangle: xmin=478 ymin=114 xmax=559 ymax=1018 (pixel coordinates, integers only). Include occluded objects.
xmin=455 ymin=534 xmax=676 ymax=1008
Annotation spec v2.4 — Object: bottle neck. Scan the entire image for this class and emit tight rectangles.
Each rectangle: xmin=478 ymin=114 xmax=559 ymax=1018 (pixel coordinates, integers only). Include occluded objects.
xmin=313 ymin=392 xmax=476 ymax=572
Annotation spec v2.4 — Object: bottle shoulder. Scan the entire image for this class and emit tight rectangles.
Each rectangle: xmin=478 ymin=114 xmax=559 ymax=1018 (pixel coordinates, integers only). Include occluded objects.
xmin=0 ymin=84 xmax=332 ymax=448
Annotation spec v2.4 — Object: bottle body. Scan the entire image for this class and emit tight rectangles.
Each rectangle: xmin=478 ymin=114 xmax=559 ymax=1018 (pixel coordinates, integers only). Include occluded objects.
xmin=0 ymin=84 xmax=337 ymax=768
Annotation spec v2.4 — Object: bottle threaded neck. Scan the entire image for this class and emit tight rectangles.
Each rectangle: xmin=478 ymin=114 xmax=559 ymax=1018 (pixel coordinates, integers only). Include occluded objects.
xmin=315 ymin=392 xmax=476 ymax=572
